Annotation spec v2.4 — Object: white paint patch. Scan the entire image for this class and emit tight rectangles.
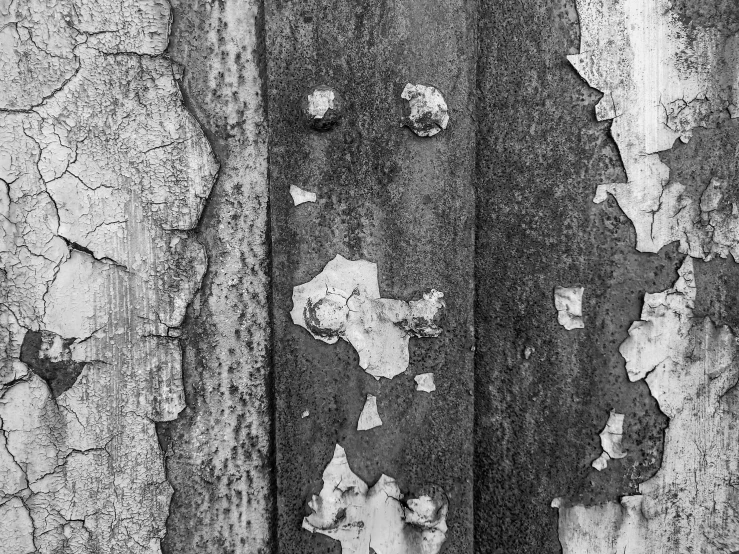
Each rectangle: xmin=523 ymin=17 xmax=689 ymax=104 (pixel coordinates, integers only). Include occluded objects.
xmin=291 ymin=255 xmax=445 ymax=379
xmin=401 ymin=83 xmax=450 ymax=137
xmin=591 ymin=411 xmax=626 ymax=471
xmin=302 ymin=410 xmax=310 ymax=418
xmin=307 ymin=88 xmax=335 ymax=119
xmin=0 ymin=1 xmax=217 ymax=551
xmin=303 ymin=444 xmax=449 ymax=554
xmin=554 ymin=286 xmax=584 ymax=330
xmin=414 ymin=372 xmax=436 ymax=392
xmin=571 ymin=0 xmax=739 ymax=258
xmin=555 ymin=257 xmax=739 ymax=551
xmin=357 ymin=394 xmax=382 ymax=431
xmin=290 ymin=184 xmax=317 ymax=205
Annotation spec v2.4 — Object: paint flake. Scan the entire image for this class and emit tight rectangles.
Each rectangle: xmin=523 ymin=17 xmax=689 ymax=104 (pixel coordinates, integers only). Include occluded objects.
xmin=401 ymin=84 xmax=449 ymax=137
xmin=571 ymin=0 xmax=739 ymax=258
xmin=291 ymin=255 xmax=445 ymax=379
xmin=554 ymin=286 xmax=584 ymax=330
xmin=303 ymin=444 xmax=449 ymax=554
xmin=414 ymin=372 xmax=436 ymax=392
xmin=555 ymin=257 xmax=739 ymax=551
xmin=591 ymin=411 xmax=626 ymax=471
xmin=357 ymin=394 xmax=382 ymax=431
xmin=290 ymin=184 xmax=317 ymax=206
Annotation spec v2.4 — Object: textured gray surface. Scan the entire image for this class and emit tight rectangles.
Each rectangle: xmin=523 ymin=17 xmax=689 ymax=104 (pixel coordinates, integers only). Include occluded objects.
xmin=264 ymin=0 xmax=476 ymax=552
xmin=147 ymin=0 xmax=739 ymax=553
xmin=156 ymin=1 xmax=274 ymax=553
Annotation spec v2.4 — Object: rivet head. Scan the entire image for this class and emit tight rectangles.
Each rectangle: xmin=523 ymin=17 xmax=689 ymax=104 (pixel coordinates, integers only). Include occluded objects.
xmin=401 ymin=83 xmax=449 ymax=137
xmin=302 ymin=85 xmax=343 ymax=131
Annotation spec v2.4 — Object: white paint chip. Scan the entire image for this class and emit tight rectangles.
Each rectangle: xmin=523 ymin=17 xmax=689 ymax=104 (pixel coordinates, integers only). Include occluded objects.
xmin=290 ymin=184 xmax=317 ymax=206
xmin=414 ymin=373 xmax=436 ymax=392
xmin=554 ymin=286 xmax=584 ymax=330
xmin=591 ymin=411 xmax=626 ymax=471
xmin=307 ymin=88 xmax=336 ymax=119
xmin=302 ymin=410 xmax=310 ymax=418
xmin=357 ymin=394 xmax=382 ymax=431
xmin=401 ymin=83 xmax=449 ymax=137
xmin=303 ymin=444 xmax=449 ymax=554
xmin=291 ymin=255 xmax=445 ymax=379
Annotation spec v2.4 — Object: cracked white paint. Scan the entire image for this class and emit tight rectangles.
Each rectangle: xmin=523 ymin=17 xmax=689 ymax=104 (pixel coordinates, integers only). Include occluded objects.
xmin=414 ymin=372 xmax=436 ymax=392
xmin=591 ymin=411 xmax=626 ymax=471
xmin=572 ymin=0 xmax=739 ymax=258
xmin=554 ymin=286 xmax=584 ymax=330
xmin=290 ymin=184 xmax=317 ymax=206
xmin=357 ymin=394 xmax=382 ymax=431
xmin=401 ymin=84 xmax=449 ymax=137
xmin=307 ymin=88 xmax=336 ymax=120
xmin=291 ymin=255 xmax=445 ymax=379
xmin=303 ymin=444 xmax=449 ymax=554
xmin=555 ymin=257 xmax=739 ymax=551
xmin=0 ymin=0 xmax=217 ymax=551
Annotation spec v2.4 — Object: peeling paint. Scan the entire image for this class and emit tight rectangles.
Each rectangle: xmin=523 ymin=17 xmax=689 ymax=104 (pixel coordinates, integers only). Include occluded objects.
xmin=303 ymin=444 xmax=449 ymax=554
xmin=291 ymin=255 xmax=445 ymax=379
xmin=401 ymin=84 xmax=449 ymax=137
xmin=591 ymin=411 xmax=626 ymax=471
xmin=0 ymin=0 xmax=216 ymax=551
xmin=571 ymin=0 xmax=739 ymax=257
xmin=555 ymin=257 xmax=739 ymax=551
xmin=414 ymin=372 xmax=436 ymax=393
xmin=290 ymin=184 xmax=317 ymax=206
xmin=302 ymin=85 xmax=342 ymax=131
xmin=357 ymin=394 xmax=382 ymax=431
xmin=554 ymin=286 xmax=584 ymax=330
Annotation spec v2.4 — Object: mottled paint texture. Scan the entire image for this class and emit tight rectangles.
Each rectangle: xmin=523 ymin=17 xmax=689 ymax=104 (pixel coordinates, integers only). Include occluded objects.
xmin=0 ymin=1 xmax=216 ymax=552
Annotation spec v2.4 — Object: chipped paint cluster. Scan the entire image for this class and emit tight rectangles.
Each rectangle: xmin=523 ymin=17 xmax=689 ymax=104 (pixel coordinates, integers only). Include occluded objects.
xmin=303 ymin=445 xmax=449 ymax=554
xmin=557 ymin=0 xmax=739 ymax=548
xmin=555 ymin=259 xmax=739 ymax=551
xmin=0 ymin=0 xmax=216 ymax=552
xmin=291 ymin=255 xmax=445 ymax=380
xmin=572 ymin=0 xmax=739 ymax=258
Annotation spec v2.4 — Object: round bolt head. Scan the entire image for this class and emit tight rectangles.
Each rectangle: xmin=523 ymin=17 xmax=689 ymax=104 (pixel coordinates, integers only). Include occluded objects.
xmin=401 ymin=83 xmax=449 ymax=137
xmin=302 ymin=85 xmax=343 ymax=131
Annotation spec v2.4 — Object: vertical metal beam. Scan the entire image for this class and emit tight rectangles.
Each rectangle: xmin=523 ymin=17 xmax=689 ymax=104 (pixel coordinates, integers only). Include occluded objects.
xmin=265 ymin=0 xmax=477 ymax=551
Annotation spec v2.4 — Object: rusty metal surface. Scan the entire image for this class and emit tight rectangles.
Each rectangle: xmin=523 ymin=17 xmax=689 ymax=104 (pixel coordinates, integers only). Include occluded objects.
xmin=265 ymin=0 xmax=477 ymax=552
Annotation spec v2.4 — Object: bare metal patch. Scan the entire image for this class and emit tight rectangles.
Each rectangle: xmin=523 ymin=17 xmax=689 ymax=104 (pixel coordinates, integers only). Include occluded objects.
xmin=291 ymin=255 xmax=445 ymax=380
xmin=303 ymin=444 xmax=449 ymax=554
